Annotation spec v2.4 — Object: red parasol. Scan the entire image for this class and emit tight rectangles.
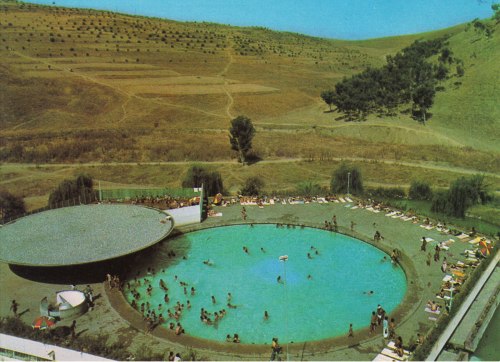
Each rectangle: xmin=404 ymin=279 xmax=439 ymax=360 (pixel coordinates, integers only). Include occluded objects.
xmin=479 ymin=240 xmax=492 ymax=257
xmin=32 ymin=316 xmax=56 ymax=330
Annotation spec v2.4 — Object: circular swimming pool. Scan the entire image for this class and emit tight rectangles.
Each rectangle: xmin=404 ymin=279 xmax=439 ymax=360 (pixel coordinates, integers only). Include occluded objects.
xmin=124 ymin=224 xmax=407 ymax=344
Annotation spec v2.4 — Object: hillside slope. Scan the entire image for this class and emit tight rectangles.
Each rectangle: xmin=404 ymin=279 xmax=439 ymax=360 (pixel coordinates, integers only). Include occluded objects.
xmin=0 ymin=1 xmax=498 ymax=172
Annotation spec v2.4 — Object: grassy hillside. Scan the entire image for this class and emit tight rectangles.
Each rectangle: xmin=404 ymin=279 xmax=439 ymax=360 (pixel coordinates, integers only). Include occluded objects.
xmin=0 ymin=1 xmax=499 ymax=209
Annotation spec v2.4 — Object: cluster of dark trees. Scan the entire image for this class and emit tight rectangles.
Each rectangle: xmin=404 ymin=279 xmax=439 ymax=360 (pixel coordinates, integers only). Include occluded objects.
xmin=182 ymin=165 xmax=224 ymax=196
xmin=431 ymin=175 xmax=491 ymax=218
xmin=0 ymin=191 xmax=26 ymax=222
xmin=321 ymin=37 xmax=458 ymax=123
xmin=48 ymin=174 xmax=96 ymax=207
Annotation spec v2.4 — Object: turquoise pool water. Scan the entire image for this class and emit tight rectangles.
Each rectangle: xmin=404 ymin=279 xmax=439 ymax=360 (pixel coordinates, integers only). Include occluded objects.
xmin=124 ymin=224 xmax=407 ymax=344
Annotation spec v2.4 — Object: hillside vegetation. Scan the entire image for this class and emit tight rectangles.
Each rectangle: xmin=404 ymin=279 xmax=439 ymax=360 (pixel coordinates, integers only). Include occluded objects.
xmin=0 ymin=1 xmax=499 ymax=208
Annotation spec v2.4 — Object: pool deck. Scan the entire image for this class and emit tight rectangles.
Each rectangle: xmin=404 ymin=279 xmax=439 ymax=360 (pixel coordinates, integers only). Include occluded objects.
xmin=0 ymin=202 xmax=493 ymax=360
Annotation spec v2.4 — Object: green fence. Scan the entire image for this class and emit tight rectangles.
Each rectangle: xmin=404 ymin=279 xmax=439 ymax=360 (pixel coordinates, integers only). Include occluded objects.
xmin=101 ymin=188 xmax=200 ymax=200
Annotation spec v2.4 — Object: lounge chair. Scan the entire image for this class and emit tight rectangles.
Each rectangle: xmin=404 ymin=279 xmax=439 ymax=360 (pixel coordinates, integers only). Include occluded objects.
xmin=425 ymin=307 xmax=441 ymax=315
xmin=381 ymin=348 xmax=408 ymax=361
xmin=373 ymin=353 xmax=395 ymax=361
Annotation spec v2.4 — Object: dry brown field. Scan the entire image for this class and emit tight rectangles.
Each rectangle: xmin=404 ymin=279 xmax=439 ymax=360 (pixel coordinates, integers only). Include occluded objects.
xmin=0 ymin=1 xmax=499 ymax=211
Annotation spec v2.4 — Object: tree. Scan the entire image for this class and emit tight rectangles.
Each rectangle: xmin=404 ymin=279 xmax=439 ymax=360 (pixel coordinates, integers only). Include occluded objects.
xmin=409 ymin=180 xmax=433 ymax=200
xmin=240 ymin=176 xmax=264 ymax=196
xmin=331 ymin=163 xmax=363 ymax=195
xmin=181 ymin=165 xmax=223 ymax=196
xmin=412 ymin=83 xmax=435 ymax=124
xmin=320 ymin=90 xmax=336 ymax=111
xmin=493 ymin=3 xmax=500 ymax=23
xmin=431 ymin=174 xmax=491 ymax=217
xmin=0 ymin=191 xmax=26 ymax=222
xmin=229 ymin=116 xmax=256 ymax=164
xmin=48 ymin=174 xmax=96 ymax=207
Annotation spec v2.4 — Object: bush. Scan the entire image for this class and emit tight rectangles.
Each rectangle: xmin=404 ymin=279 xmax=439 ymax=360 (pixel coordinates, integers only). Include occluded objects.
xmin=409 ymin=180 xmax=433 ymax=200
xmin=240 ymin=176 xmax=264 ymax=196
xmin=181 ymin=165 xmax=223 ymax=196
xmin=48 ymin=174 xmax=96 ymax=207
xmin=331 ymin=163 xmax=363 ymax=195
xmin=0 ymin=191 xmax=26 ymax=222
xmin=431 ymin=189 xmax=449 ymax=214
xmin=365 ymin=186 xmax=406 ymax=199
xmin=295 ymin=181 xmax=326 ymax=197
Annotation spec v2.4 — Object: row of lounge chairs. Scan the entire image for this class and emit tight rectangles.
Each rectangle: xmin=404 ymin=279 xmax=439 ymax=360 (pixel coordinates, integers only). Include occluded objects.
xmin=236 ymin=196 xmax=353 ymax=206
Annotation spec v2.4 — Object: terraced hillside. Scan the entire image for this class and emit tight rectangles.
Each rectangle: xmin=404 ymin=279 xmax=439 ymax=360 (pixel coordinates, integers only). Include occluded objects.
xmin=0 ymin=1 xmax=499 ymax=207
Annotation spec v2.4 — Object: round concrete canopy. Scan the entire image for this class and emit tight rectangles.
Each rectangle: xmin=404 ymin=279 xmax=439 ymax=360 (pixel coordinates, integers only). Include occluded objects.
xmin=0 ymin=204 xmax=173 ymax=266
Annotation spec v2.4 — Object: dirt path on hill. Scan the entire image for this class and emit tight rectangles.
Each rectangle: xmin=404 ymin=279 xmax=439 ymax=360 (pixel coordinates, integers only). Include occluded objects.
xmin=218 ymin=39 xmax=236 ymax=119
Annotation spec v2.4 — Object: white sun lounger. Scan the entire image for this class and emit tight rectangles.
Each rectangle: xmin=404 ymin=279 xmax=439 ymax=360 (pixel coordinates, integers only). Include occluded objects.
xmin=387 ymin=342 xmax=410 ymax=355
xmin=425 ymin=307 xmax=441 ymax=315
xmin=436 ymin=295 xmax=451 ymax=300
xmin=442 ymin=275 xmax=453 ymax=282
xmin=373 ymin=353 xmax=395 ymax=361
xmin=391 ymin=214 xmax=402 ymax=218
xmin=345 ymin=197 xmax=353 ymax=203
xmin=457 ymin=233 xmax=470 ymax=240
xmin=381 ymin=348 xmax=408 ymax=361
xmin=351 ymin=206 xmax=359 ymax=209
xmin=339 ymin=197 xmax=346 ymax=203
xmin=425 ymin=225 xmax=434 ymax=230
xmin=334 ymin=199 xmax=340 ymax=203
xmin=386 ymin=211 xmax=397 ymax=216
xmin=401 ymin=216 xmax=412 ymax=221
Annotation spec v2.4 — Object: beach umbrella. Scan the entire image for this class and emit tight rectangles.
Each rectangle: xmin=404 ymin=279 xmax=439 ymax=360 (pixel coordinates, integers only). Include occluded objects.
xmin=32 ymin=316 xmax=56 ymax=330
xmin=478 ymin=239 xmax=492 ymax=257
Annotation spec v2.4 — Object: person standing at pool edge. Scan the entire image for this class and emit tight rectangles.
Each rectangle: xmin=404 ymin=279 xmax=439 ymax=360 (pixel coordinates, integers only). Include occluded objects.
xmin=271 ymin=337 xmax=282 ymax=361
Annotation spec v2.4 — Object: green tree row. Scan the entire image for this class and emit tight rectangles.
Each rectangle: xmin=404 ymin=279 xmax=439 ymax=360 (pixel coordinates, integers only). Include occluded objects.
xmin=321 ymin=37 xmax=458 ymax=123
xmin=48 ymin=174 xmax=96 ymax=207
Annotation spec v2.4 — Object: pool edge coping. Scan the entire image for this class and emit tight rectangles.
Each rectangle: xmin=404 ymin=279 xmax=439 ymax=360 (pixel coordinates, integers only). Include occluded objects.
xmin=104 ymin=221 xmax=423 ymax=358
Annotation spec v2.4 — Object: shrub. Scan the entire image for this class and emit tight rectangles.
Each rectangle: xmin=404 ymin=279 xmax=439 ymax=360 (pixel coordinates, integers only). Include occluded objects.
xmin=365 ymin=186 xmax=406 ymax=199
xmin=295 ymin=181 xmax=326 ymax=197
xmin=0 ymin=191 xmax=26 ymax=222
xmin=240 ymin=176 xmax=264 ymax=196
xmin=48 ymin=174 xmax=96 ymax=207
xmin=331 ymin=163 xmax=363 ymax=195
xmin=409 ymin=180 xmax=433 ymax=200
xmin=181 ymin=165 xmax=223 ymax=196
